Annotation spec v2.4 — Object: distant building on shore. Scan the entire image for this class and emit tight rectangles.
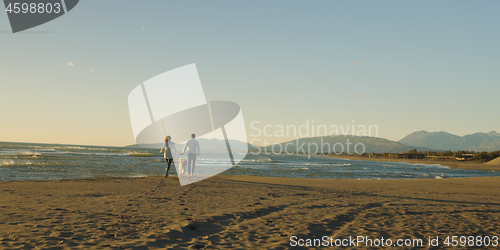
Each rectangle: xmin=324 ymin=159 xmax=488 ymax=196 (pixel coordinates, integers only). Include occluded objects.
xmin=395 ymin=153 xmax=424 ymax=159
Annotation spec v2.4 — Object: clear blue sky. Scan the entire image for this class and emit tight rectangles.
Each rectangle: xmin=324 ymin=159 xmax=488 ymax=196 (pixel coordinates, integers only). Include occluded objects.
xmin=1 ymin=0 xmax=499 ymax=146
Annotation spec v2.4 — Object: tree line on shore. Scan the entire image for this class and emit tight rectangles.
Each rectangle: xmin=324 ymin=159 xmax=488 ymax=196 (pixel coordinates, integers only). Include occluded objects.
xmin=334 ymin=149 xmax=500 ymax=163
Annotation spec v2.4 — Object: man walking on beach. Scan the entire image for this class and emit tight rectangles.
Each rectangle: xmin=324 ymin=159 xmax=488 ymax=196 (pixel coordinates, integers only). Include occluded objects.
xmin=182 ymin=134 xmax=200 ymax=177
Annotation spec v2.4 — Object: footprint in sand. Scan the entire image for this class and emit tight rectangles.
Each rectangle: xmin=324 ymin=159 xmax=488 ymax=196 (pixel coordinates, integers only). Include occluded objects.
xmin=189 ymin=243 xmax=205 ymax=249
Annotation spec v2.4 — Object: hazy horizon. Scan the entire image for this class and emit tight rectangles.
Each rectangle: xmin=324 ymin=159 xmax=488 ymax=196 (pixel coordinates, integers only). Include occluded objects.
xmin=1 ymin=129 xmax=498 ymax=148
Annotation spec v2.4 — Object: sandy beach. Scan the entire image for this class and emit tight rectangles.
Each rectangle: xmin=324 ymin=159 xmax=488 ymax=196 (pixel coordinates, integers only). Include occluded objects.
xmin=1 ymin=175 xmax=499 ymax=249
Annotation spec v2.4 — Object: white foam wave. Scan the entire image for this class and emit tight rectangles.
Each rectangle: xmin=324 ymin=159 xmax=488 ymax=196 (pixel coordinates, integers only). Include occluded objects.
xmin=298 ymin=163 xmax=351 ymax=167
xmin=56 ymin=146 xmax=103 ymax=151
xmin=415 ymin=164 xmax=450 ymax=169
xmin=0 ymin=150 xmax=40 ymax=156
xmin=66 ymin=152 xmax=129 ymax=157
xmin=0 ymin=160 xmax=34 ymax=166
xmin=1 ymin=160 xmax=15 ymax=166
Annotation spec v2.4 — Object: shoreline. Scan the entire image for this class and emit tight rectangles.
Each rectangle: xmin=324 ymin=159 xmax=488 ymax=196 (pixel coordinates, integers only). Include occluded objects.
xmin=324 ymin=155 xmax=500 ymax=171
xmin=1 ymin=154 xmax=499 ymax=183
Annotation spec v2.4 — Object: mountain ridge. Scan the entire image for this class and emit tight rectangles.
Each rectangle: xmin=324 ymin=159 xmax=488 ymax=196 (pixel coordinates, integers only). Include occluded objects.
xmin=262 ymin=135 xmax=430 ymax=154
xmin=124 ymin=138 xmax=258 ymax=151
xmin=398 ymin=130 xmax=500 ymax=152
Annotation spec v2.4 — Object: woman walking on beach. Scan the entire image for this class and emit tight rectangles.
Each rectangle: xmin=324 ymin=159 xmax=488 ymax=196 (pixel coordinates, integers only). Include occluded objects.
xmin=160 ymin=135 xmax=181 ymax=178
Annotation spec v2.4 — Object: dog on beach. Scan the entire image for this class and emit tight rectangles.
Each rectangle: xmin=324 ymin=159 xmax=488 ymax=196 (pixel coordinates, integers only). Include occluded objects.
xmin=178 ymin=158 xmax=188 ymax=177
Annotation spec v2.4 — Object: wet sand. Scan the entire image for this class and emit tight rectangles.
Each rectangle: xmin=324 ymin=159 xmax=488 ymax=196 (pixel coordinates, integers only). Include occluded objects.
xmin=1 ymin=175 xmax=499 ymax=249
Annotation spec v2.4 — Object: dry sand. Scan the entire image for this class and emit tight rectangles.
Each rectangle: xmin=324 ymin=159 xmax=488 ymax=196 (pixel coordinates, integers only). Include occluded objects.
xmin=1 ymin=175 xmax=499 ymax=249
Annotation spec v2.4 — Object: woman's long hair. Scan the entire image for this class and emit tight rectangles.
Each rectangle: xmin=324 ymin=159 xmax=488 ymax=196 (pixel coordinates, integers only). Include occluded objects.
xmin=164 ymin=135 xmax=171 ymax=142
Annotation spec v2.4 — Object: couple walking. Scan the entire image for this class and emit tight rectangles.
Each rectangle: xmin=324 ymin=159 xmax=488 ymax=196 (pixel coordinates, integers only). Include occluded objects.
xmin=160 ymin=134 xmax=200 ymax=178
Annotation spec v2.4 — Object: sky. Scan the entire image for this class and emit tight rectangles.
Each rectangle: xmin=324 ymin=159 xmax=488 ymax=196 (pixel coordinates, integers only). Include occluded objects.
xmin=1 ymin=0 xmax=499 ymax=146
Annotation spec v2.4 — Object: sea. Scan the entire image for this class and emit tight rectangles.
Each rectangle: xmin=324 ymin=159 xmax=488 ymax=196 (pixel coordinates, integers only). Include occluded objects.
xmin=1 ymin=142 xmax=499 ymax=182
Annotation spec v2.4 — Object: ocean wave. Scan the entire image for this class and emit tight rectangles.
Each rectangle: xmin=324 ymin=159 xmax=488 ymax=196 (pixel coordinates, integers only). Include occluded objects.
xmin=65 ymin=152 xmax=130 ymax=157
xmin=195 ymin=159 xmax=232 ymax=164
xmin=1 ymin=159 xmax=15 ymax=166
xmin=243 ymin=159 xmax=275 ymax=162
xmin=330 ymin=163 xmax=351 ymax=166
xmin=301 ymin=163 xmax=352 ymax=167
xmin=128 ymin=152 xmax=156 ymax=157
xmin=0 ymin=160 xmax=47 ymax=167
xmin=0 ymin=150 xmax=41 ymax=156
xmin=412 ymin=163 xmax=450 ymax=169
xmin=35 ymin=148 xmax=57 ymax=152
xmin=55 ymin=146 xmax=104 ymax=151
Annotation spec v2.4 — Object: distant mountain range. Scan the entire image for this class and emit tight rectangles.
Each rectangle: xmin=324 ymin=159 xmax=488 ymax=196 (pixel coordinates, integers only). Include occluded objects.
xmin=261 ymin=130 xmax=500 ymax=154
xmin=125 ymin=138 xmax=255 ymax=151
xmin=124 ymin=130 xmax=500 ymax=153
xmin=262 ymin=136 xmax=430 ymax=154
xmin=398 ymin=130 xmax=500 ymax=152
